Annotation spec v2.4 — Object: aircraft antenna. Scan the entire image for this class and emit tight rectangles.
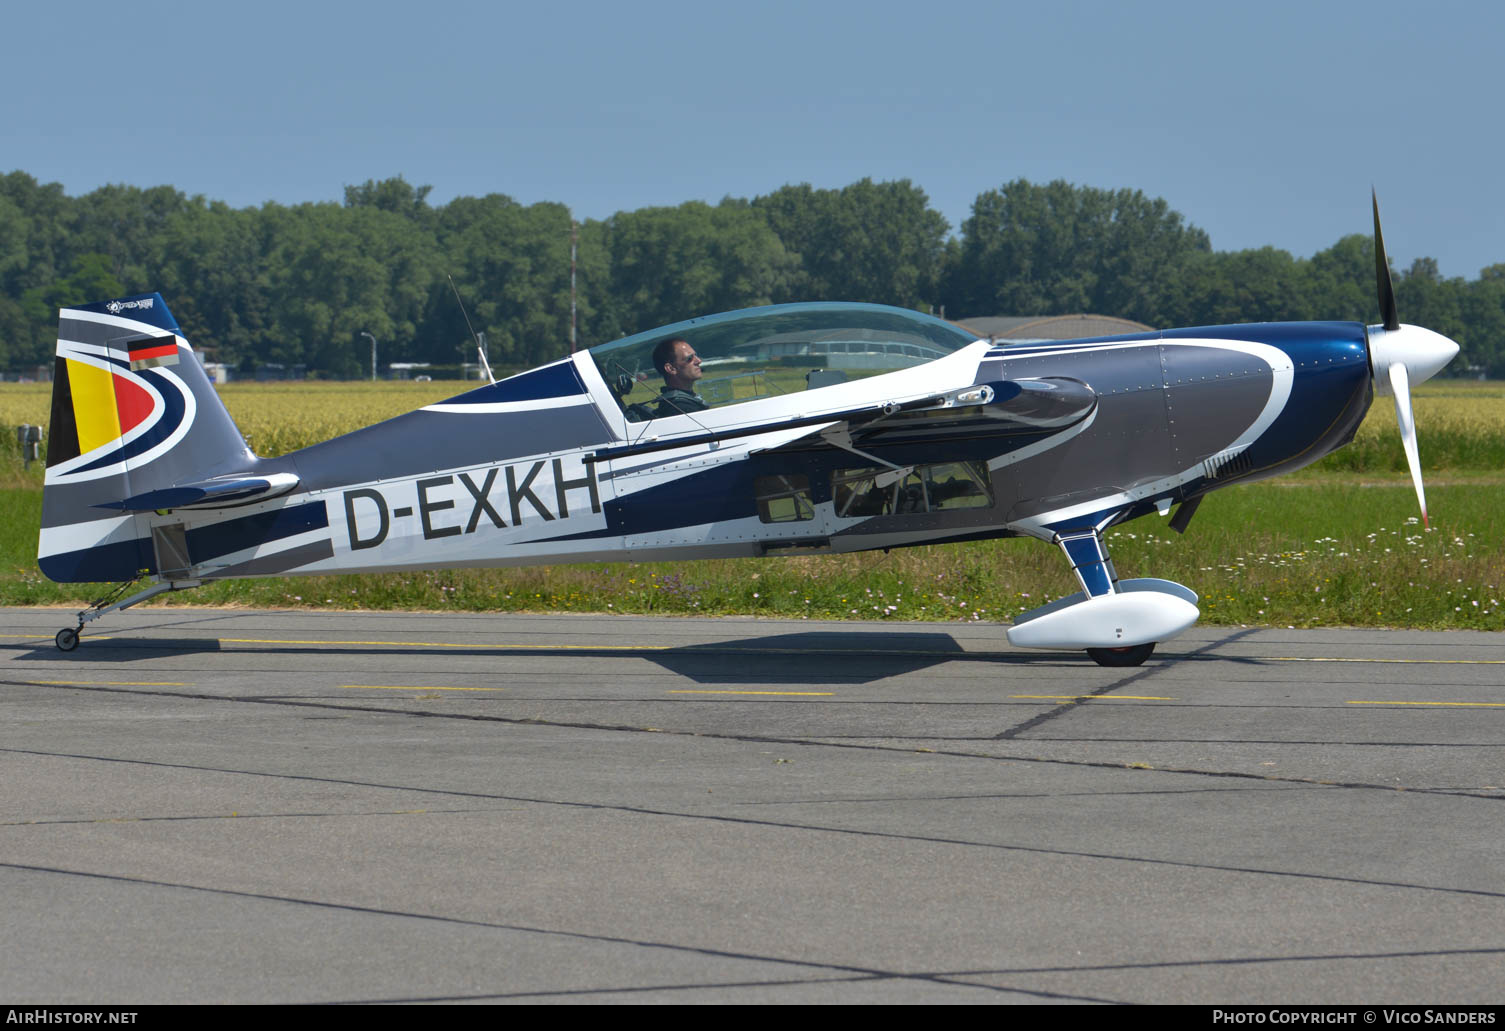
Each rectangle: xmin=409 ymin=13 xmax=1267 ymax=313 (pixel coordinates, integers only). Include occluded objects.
xmin=447 ymin=274 xmax=495 ymax=384
xmin=569 ymin=219 xmax=578 ymax=353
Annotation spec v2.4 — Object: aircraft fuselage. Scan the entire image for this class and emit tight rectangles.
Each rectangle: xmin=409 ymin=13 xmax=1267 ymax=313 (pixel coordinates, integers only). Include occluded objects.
xmin=173 ymin=321 xmax=1372 ymax=581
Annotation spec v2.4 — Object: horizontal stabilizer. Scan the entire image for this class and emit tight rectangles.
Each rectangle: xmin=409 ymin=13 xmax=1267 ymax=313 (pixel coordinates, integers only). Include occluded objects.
xmin=94 ymin=472 xmax=300 ymax=513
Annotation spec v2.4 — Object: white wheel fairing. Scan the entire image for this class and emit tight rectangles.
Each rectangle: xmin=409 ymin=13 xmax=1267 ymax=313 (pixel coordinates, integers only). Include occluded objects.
xmin=1007 ymin=589 xmax=1200 ymax=650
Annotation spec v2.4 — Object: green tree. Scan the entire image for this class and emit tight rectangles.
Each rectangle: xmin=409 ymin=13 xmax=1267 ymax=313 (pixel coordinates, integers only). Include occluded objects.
xmin=1304 ymin=234 xmax=1378 ymax=323
xmin=949 ymin=179 xmax=1209 ymax=322
xmin=602 ymin=200 xmax=798 ymax=333
xmin=343 ymin=176 xmax=434 ymax=222
xmin=257 ymin=200 xmax=439 ymax=376
xmin=71 ymin=184 xmax=192 ymax=290
xmin=753 ymin=178 xmax=949 ymax=308
xmin=0 ymin=173 xmax=72 ymax=300
xmin=1158 ymin=247 xmax=1309 ymax=327
xmin=15 ymin=253 xmax=125 ymax=365
xmin=155 ymin=199 xmax=274 ymax=369
xmin=1462 ymin=266 xmax=1505 ymax=375
xmin=3 ymin=167 xmax=1503 ymax=379
xmin=428 ymin=195 xmax=593 ymax=368
xmin=1396 ymin=257 xmax=1468 ymax=364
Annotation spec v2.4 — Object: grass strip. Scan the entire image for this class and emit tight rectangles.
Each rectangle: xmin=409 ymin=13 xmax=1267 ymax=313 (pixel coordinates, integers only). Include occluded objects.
xmin=5 ymin=481 xmax=1501 ymax=631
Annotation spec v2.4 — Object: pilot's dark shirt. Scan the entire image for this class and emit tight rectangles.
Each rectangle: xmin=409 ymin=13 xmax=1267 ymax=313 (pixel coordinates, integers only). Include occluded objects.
xmin=654 ymin=387 xmax=709 ymax=418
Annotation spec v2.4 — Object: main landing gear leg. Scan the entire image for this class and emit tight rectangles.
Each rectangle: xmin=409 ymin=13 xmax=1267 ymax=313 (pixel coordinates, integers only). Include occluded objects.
xmin=1008 ymin=529 xmax=1197 ymax=663
xmin=1055 ymin=530 xmax=1157 ymax=668
xmin=55 ymin=578 xmax=203 ymax=652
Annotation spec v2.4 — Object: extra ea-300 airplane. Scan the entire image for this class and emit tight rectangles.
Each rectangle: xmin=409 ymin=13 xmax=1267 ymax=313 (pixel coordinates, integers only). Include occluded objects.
xmin=37 ymin=198 xmax=1458 ymax=665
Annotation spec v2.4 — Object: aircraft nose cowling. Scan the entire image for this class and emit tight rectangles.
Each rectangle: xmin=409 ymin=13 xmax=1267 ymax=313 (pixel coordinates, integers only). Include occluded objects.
xmin=1369 ymin=324 xmax=1460 ymax=396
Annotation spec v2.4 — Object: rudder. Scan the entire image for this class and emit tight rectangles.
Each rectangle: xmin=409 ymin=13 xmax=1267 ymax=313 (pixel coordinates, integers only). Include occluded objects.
xmin=38 ymin=293 xmax=257 ymax=583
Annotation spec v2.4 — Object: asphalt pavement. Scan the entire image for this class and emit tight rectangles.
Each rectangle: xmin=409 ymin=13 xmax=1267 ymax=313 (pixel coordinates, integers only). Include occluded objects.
xmin=2 ymin=607 xmax=1502 ymax=1004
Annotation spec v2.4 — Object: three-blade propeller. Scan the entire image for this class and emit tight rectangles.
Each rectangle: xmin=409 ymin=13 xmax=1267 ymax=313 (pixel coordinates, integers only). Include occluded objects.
xmin=1366 ymin=191 xmax=1460 ymax=527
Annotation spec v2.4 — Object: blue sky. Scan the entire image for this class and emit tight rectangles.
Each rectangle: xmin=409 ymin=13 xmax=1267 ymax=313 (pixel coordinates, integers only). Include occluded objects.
xmin=6 ymin=0 xmax=1502 ymax=280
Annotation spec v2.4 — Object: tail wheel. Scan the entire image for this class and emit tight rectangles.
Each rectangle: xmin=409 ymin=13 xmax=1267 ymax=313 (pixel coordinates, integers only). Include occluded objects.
xmin=55 ymin=627 xmax=80 ymax=652
xmin=1086 ymin=642 xmax=1154 ymax=667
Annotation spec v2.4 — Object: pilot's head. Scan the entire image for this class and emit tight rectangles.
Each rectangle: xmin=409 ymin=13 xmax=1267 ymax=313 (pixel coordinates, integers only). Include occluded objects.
xmin=653 ymin=337 xmax=702 ymax=391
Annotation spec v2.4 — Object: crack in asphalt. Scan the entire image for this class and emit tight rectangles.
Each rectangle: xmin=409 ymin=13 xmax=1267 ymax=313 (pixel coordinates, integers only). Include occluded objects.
xmin=0 ymin=859 xmax=1125 ymax=1005
xmin=992 ymin=627 xmax=1260 ymax=740
xmin=4 ymin=740 xmax=1503 ymax=902
xmin=4 ymin=674 xmax=1503 ymax=804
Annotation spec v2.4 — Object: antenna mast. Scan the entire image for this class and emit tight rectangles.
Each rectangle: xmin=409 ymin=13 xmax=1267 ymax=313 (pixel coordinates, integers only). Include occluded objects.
xmin=569 ymin=219 xmax=578 ymax=353
xmin=447 ymin=274 xmax=494 ymax=383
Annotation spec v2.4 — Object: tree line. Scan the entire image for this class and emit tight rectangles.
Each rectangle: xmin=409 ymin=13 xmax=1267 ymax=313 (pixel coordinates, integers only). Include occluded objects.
xmin=2 ymin=171 xmax=1501 ymax=377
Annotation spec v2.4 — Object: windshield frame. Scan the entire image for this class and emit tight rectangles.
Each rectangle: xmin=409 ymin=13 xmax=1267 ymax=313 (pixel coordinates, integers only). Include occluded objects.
xmin=587 ymin=302 xmax=980 ymax=424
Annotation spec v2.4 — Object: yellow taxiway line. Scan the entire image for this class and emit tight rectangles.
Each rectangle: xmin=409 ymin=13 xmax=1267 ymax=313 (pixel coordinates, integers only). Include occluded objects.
xmin=1011 ymin=694 xmax=1174 ymax=701
xmin=1 ymin=633 xmax=969 ymax=659
xmin=1347 ymin=700 xmax=1505 ymax=708
xmin=669 ymin=689 xmax=835 ymax=696
xmin=220 ymin=637 xmax=675 ymax=650
xmin=17 ymin=680 xmax=190 ymax=687
xmin=7 ymin=632 xmax=1502 ymax=667
xmin=1269 ymin=656 xmax=1505 ymax=665
xmin=340 ymin=684 xmax=502 ymax=692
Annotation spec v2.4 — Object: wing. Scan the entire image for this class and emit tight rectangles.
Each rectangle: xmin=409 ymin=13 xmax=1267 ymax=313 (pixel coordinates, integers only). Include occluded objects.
xmin=591 ymin=378 xmax=1096 ymax=464
xmin=752 ymin=377 xmax=1098 ymax=458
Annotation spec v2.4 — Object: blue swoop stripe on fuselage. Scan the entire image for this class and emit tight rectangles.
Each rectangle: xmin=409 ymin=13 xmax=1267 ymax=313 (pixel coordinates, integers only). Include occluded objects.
xmin=37 ymin=537 xmax=155 ymax=584
xmin=433 ymin=361 xmax=586 ymax=405
xmin=185 ymin=501 xmax=330 ymax=563
xmin=38 ymin=500 xmax=331 ymax=584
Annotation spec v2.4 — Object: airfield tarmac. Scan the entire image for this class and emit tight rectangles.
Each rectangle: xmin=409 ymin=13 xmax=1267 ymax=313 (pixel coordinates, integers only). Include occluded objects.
xmin=1 ymin=606 xmax=1502 ymax=1005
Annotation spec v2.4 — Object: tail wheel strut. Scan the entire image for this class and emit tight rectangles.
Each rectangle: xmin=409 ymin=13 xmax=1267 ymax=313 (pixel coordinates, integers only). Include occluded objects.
xmin=54 ymin=578 xmax=203 ymax=652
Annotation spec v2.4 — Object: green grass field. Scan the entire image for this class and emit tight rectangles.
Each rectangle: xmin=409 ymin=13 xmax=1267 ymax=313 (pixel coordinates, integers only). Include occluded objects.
xmin=4 ymin=480 xmax=1500 ymax=630
xmin=3 ymin=378 xmax=1501 ymax=630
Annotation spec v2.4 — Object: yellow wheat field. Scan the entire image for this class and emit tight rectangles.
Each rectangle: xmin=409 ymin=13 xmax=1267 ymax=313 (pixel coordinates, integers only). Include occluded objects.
xmin=3 ymin=377 xmax=1503 ymax=459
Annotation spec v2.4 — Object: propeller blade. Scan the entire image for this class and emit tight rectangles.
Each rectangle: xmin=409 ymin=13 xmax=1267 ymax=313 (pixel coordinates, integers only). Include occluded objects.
xmin=1373 ymin=190 xmax=1400 ymax=332
xmin=1366 ymin=193 xmax=1460 ymax=527
xmin=1386 ymin=360 xmax=1428 ymax=527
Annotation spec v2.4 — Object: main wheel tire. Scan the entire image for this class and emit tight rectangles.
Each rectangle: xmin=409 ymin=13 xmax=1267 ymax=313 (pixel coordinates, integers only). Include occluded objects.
xmin=1086 ymin=642 xmax=1155 ymax=667
xmin=55 ymin=627 xmax=80 ymax=652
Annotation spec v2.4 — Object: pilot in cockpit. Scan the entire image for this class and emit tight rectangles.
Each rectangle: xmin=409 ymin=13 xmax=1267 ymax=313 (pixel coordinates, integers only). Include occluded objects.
xmin=645 ymin=336 xmax=709 ymax=418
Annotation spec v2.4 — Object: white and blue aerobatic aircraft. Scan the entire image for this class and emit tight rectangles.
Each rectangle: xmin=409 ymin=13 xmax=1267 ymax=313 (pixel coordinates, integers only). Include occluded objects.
xmin=37 ymin=198 xmax=1458 ymax=665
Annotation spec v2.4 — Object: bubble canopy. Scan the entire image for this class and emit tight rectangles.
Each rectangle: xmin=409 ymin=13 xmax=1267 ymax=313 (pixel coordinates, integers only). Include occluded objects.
xmin=587 ymin=302 xmax=981 ymax=415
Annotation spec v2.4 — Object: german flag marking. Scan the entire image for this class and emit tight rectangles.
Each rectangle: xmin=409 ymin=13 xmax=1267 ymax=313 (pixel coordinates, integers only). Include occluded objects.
xmin=128 ymin=335 xmax=179 ymax=370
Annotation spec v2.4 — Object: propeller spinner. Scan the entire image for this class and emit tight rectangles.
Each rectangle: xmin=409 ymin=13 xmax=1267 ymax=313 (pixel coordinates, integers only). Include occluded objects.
xmin=1365 ymin=192 xmax=1460 ymax=526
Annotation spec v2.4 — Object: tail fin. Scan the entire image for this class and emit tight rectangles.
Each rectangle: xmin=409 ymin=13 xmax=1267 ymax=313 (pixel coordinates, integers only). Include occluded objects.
xmin=38 ymin=293 xmax=259 ymax=583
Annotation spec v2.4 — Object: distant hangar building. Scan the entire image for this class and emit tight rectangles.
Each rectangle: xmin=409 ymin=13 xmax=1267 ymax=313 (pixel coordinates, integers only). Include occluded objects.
xmin=953 ymin=314 xmax=1154 ymax=343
